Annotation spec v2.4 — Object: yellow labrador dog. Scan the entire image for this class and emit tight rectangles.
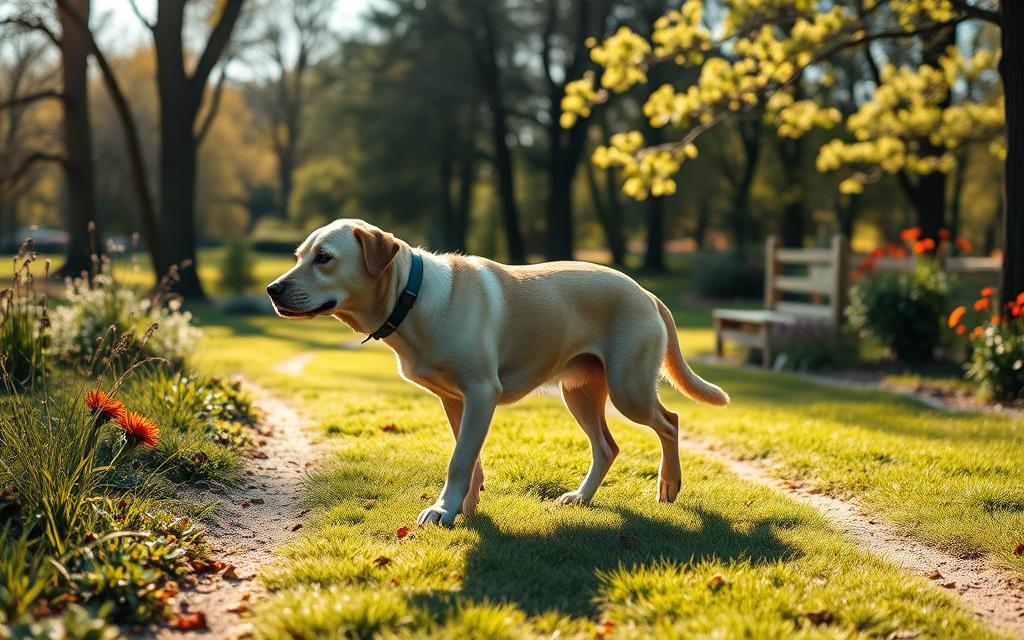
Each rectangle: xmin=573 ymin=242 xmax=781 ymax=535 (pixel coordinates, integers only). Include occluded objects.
xmin=267 ymin=219 xmax=728 ymax=527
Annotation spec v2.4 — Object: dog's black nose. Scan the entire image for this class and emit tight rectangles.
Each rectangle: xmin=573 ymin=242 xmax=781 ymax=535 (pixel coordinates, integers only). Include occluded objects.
xmin=267 ymin=281 xmax=285 ymax=298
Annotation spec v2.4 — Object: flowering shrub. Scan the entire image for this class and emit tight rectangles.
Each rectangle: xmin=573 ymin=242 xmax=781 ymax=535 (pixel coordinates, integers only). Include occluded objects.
xmin=843 ymin=227 xmax=954 ymax=362
xmin=49 ymin=260 xmax=200 ymax=367
xmin=949 ymin=290 xmax=1024 ymax=403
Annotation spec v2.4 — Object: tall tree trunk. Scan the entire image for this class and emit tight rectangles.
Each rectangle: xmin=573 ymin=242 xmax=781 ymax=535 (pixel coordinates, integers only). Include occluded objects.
xmin=729 ymin=119 xmax=762 ymax=258
xmin=454 ymin=144 xmax=475 ymax=253
xmin=152 ymin=0 xmax=244 ymax=299
xmin=473 ymin=3 xmax=525 ymax=263
xmin=57 ymin=0 xmax=100 ymax=276
xmin=1000 ymin=1 xmax=1024 ymax=307
xmin=777 ymin=137 xmax=806 ymax=247
xmin=584 ymin=151 xmax=625 ymax=266
xmin=545 ymin=132 xmax=574 ymax=261
xmin=641 ymin=123 xmax=666 ymax=272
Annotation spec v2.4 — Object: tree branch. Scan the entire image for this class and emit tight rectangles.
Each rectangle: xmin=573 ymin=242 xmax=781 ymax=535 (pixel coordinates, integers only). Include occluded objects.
xmin=191 ymin=0 xmax=245 ymax=88
xmin=948 ymin=0 xmax=1002 ymax=26
xmin=127 ymin=0 xmax=155 ymax=31
xmin=0 ymin=151 xmax=64 ymax=196
xmin=1 ymin=16 xmax=61 ymax=46
xmin=195 ymin=62 xmax=230 ymax=144
xmin=0 ymin=89 xmax=64 ymax=111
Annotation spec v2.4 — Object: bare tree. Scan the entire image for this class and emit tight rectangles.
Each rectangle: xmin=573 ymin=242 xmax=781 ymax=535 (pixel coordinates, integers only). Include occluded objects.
xmin=249 ymin=0 xmax=333 ymax=221
xmin=130 ymin=0 xmax=248 ymax=298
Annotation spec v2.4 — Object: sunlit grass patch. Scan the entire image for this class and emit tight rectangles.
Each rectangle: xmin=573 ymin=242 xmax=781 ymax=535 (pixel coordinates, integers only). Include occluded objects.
xmin=252 ymin=400 xmax=995 ymax=638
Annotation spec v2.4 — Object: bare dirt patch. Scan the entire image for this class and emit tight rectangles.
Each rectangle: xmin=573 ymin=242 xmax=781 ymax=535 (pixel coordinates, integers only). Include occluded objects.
xmin=678 ymin=435 xmax=1024 ymax=638
xmin=142 ymin=386 xmax=316 ymax=639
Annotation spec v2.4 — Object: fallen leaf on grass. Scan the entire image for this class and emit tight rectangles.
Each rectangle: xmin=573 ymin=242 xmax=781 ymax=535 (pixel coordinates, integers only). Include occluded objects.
xmin=373 ymin=556 xmax=392 ymax=567
xmin=380 ymin=423 xmax=398 ymax=432
xmin=397 ymin=526 xmax=410 ymax=539
xmin=222 ymin=564 xmax=240 ymax=579
xmin=926 ymin=570 xmax=943 ymax=580
xmin=1014 ymin=543 xmax=1023 ymax=556
xmin=940 ymin=581 xmax=956 ymax=589
xmin=782 ymin=480 xmax=803 ymax=490
xmin=192 ymin=451 xmax=209 ymax=464
xmin=226 ymin=602 xmax=249 ymax=614
xmin=170 ymin=611 xmax=207 ymax=631
xmin=706 ymin=574 xmax=728 ymax=591
xmin=592 ymin=619 xmax=615 ymax=638
xmin=804 ymin=610 xmax=836 ymax=626
xmin=290 ymin=523 xmax=303 ymax=532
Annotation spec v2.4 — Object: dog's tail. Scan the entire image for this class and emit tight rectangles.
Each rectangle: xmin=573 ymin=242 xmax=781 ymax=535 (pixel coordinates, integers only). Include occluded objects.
xmin=654 ymin=297 xmax=729 ymax=406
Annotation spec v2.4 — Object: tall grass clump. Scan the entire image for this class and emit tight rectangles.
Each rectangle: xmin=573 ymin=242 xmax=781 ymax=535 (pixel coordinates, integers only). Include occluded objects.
xmin=0 ymin=246 xmax=49 ymax=390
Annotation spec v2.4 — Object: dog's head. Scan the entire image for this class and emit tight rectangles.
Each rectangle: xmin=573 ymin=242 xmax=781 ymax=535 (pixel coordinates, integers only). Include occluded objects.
xmin=266 ymin=219 xmax=401 ymax=319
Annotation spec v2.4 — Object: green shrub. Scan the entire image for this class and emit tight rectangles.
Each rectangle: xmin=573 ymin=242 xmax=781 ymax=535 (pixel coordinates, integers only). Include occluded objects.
xmin=965 ymin=323 xmax=1024 ymax=403
xmin=0 ymin=604 xmax=119 ymax=640
xmin=846 ymin=261 xmax=951 ymax=362
xmin=692 ymin=253 xmax=764 ymax=300
xmin=219 ymin=237 xmax=256 ymax=295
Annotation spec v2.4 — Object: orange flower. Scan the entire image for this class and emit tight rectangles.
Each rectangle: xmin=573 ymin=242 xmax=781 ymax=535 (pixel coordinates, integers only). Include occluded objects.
xmin=912 ymin=238 xmax=935 ymax=254
xmin=980 ymin=287 xmax=996 ymax=297
xmin=992 ymin=314 xmax=1001 ymax=326
xmin=971 ymin=326 xmax=984 ymax=338
xmin=947 ymin=306 xmax=966 ymax=329
xmin=900 ymin=227 xmax=922 ymax=242
xmin=857 ymin=257 xmax=877 ymax=272
xmin=956 ymin=237 xmax=973 ymax=252
xmin=116 ymin=411 xmax=160 ymax=448
xmin=974 ymin=298 xmax=990 ymax=311
xmin=1016 ymin=292 xmax=1024 ymax=305
xmin=1011 ymin=303 xmax=1024 ymax=318
xmin=869 ymin=247 xmax=885 ymax=258
xmin=85 ymin=390 xmax=125 ymax=422
xmin=955 ymin=324 xmax=966 ymax=335
xmin=938 ymin=228 xmax=950 ymax=240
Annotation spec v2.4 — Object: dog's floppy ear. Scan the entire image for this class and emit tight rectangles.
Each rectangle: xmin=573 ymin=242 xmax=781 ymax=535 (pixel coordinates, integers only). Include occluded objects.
xmin=353 ymin=226 xmax=400 ymax=279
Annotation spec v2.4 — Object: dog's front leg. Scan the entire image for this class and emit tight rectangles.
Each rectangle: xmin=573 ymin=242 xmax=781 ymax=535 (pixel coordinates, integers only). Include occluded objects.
xmin=418 ymin=386 xmax=498 ymax=527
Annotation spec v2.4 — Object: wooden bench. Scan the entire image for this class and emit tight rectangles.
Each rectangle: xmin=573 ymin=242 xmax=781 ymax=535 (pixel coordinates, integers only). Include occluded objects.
xmin=713 ymin=235 xmax=849 ymax=367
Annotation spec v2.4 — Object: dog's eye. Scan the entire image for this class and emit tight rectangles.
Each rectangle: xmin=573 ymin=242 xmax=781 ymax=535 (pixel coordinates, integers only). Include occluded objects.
xmin=314 ymin=252 xmax=333 ymax=265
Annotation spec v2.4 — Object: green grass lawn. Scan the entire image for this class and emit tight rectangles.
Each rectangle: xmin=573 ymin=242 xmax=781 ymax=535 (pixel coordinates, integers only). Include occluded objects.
xmin=191 ymin=306 xmax=1019 ymax=638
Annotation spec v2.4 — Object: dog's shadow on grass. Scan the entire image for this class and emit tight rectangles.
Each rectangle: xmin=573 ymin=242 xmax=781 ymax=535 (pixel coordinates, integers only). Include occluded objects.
xmin=414 ymin=505 xmax=802 ymax=619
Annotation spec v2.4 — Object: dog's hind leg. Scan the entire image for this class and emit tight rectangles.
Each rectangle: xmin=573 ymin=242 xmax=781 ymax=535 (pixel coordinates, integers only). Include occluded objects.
xmin=439 ymin=396 xmax=485 ymax=515
xmin=558 ymin=370 xmax=619 ymax=506
xmin=606 ymin=340 xmax=682 ymax=503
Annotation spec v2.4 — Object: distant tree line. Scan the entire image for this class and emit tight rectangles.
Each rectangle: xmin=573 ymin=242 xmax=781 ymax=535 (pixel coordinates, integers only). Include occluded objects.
xmin=0 ymin=0 xmax=1008 ymax=300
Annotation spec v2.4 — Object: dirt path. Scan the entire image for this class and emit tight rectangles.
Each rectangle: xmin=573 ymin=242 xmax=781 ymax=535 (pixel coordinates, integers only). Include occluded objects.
xmin=274 ymin=352 xmax=315 ymax=377
xmin=152 ymin=386 xmax=317 ymax=640
xmin=678 ymin=435 xmax=1024 ymax=638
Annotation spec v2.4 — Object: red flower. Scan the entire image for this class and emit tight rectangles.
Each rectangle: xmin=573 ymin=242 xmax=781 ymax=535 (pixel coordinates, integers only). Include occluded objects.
xmin=85 ymin=390 xmax=125 ymax=422
xmin=947 ymin=306 xmax=966 ymax=329
xmin=1016 ymin=292 xmax=1024 ymax=305
xmin=974 ymin=298 xmax=990 ymax=311
xmin=116 ymin=411 xmax=160 ymax=448
xmin=955 ymin=324 xmax=967 ymax=335
xmin=397 ymin=526 xmax=410 ymax=539
xmin=888 ymin=246 xmax=907 ymax=258
xmin=938 ymin=228 xmax=950 ymax=240
xmin=900 ymin=227 xmax=922 ymax=242
xmin=970 ymin=326 xmax=984 ymax=338
xmin=912 ymin=238 xmax=935 ymax=254
xmin=857 ymin=257 xmax=878 ymax=272
xmin=980 ymin=287 xmax=996 ymax=297
xmin=956 ymin=237 xmax=973 ymax=252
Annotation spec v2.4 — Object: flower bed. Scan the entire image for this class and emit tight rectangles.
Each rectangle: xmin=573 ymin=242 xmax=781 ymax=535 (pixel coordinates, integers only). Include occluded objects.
xmin=0 ymin=248 xmax=260 ymax=635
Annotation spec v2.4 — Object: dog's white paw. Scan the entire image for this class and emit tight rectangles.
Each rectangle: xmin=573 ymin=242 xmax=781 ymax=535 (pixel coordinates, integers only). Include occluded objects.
xmin=417 ymin=504 xmax=457 ymax=527
xmin=556 ymin=491 xmax=589 ymax=506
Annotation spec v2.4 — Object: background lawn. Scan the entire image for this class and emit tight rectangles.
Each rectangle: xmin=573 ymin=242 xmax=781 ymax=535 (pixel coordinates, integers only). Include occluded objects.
xmin=190 ymin=302 xmax=1020 ymax=638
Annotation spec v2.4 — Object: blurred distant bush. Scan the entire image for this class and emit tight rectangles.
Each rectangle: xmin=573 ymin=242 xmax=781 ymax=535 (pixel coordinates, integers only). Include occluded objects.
xmin=846 ymin=261 xmax=951 ymax=362
xmin=219 ymin=237 xmax=256 ymax=295
xmin=249 ymin=218 xmax=309 ymax=253
xmin=289 ymin=157 xmax=353 ymax=228
xmin=692 ymin=253 xmax=764 ymax=300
